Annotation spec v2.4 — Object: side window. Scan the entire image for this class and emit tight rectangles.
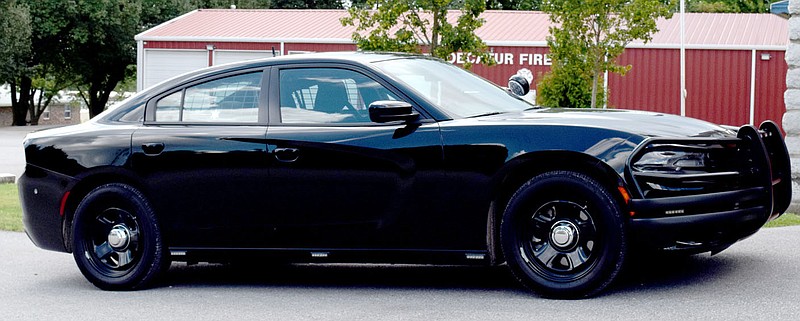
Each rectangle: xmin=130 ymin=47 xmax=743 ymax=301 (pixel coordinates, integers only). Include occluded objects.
xmin=154 ymin=72 xmax=262 ymax=123
xmin=279 ymin=68 xmax=397 ymax=124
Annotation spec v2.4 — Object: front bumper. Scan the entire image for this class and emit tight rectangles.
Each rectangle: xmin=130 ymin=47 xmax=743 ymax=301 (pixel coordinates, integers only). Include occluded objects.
xmin=625 ymin=121 xmax=791 ymax=252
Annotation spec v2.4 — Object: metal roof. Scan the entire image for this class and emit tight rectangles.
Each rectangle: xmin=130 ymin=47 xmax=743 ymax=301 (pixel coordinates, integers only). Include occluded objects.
xmin=136 ymin=9 xmax=788 ymax=50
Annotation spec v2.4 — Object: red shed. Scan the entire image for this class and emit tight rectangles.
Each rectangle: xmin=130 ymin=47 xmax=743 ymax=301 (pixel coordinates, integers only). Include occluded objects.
xmin=135 ymin=9 xmax=788 ymax=129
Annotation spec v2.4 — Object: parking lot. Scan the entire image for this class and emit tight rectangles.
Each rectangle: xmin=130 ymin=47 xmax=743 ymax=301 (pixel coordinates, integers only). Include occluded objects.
xmin=2 ymin=226 xmax=800 ymax=320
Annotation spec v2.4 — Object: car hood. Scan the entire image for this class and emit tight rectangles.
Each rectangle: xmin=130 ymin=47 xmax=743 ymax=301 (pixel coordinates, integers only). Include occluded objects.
xmin=473 ymin=108 xmax=737 ymax=139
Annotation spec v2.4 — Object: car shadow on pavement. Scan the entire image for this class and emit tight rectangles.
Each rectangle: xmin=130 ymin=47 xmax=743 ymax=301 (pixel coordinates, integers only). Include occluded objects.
xmin=158 ymin=252 xmax=744 ymax=298
xmin=163 ymin=262 xmax=521 ymax=292
xmin=608 ymin=252 xmax=743 ymax=295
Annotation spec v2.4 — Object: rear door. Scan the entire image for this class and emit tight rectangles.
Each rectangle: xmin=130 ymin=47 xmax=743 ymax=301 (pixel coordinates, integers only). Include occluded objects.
xmin=131 ymin=68 xmax=271 ymax=248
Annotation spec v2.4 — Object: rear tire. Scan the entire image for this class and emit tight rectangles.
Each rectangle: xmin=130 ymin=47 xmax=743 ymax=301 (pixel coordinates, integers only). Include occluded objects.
xmin=500 ymin=171 xmax=626 ymax=298
xmin=72 ymin=183 xmax=167 ymax=290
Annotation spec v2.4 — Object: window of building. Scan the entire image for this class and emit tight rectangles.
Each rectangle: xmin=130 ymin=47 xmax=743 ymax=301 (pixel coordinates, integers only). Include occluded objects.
xmin=64 ymin=106 xmax=72 ymax=119
xmin=42 ymin=107 xmax=50 ymax=120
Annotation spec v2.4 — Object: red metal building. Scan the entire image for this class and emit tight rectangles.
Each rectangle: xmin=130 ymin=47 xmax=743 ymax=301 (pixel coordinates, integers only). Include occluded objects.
xmin=135 ymin=9 xmax=788 ymax=129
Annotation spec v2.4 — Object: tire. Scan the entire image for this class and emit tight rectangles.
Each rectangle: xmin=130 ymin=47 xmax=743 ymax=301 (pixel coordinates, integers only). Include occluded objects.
xmin=72 ymin=183 xmax=168 ymax=290
xmin=500 ymin=171 xmax=626 ymax=298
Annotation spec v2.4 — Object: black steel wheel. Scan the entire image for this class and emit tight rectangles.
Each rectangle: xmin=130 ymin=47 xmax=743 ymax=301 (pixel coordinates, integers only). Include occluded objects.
xmin=500 ymin=171 xmax=626 ymax=298
xmin=72 ymin=183 xmax=167 ymax=290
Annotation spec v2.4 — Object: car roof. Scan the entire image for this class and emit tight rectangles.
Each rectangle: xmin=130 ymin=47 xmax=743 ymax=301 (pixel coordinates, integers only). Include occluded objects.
xmin=98 ymin=52 xmax=436 ymax=122
xmin=217 ymin=51 xmax=427 ymax=70
xmin=150 ymin=51 xmax=427 ymax=92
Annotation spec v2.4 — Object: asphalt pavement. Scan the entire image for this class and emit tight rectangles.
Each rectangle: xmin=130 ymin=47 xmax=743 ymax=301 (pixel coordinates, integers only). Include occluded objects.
xmin=0 ymin=125 xmax=58 ymax=180
xmin=2 ymin=226 xmax=800 ymax=320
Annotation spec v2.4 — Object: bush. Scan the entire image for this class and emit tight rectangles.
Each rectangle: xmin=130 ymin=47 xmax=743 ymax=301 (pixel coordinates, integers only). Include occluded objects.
xmin=536 ymin=64 xmax=605 ymax=108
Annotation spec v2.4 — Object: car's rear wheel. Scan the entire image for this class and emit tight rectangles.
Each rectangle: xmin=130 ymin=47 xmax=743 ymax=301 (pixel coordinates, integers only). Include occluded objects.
xmin=72 ymin=183 xmax=167 ymax=290
xmin=500 ymin=171 xmax=626 ymax=298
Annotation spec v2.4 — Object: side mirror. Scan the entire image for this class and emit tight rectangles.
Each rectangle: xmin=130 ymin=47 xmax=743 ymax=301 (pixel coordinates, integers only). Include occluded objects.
xmin=368 ymin=100 xmax=420 ymax=123
xmin=508 ymin=75 xmax=530 ymax=96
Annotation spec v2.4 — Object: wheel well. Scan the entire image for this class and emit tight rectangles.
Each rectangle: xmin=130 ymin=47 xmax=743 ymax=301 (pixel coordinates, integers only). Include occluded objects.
xmin=61 ymin=172 xmax=146 ymax=252
xmin=486 ymin=151 xmax=628 ymax=265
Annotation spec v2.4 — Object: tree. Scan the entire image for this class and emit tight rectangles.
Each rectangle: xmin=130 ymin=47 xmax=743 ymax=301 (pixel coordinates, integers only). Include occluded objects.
xmin=538 ymin=0 xmax=673 ymax=108
xmin=2 ymin=0 xmax=190 ymax=124
xmin=47 ymin=0 xmax=141 ymax=119
xmin=190 ymin=0 xmax=271 ymax=9
xmin=485 ymin=0 xmax=541 ymax=10
xmin=271 ymin=0 xmax=342 ymax=8
xmin=536 ymin=50 xmax=602 ymax=108
xmin=142 ymin=0 xmax=198 ymax=29
xmin=341 ymin=0 xmax=493 ymax=68
xmin=0 ymin=0 xmax=32 ymax=125
xmin=0 ymin=0 xmax=71 ymax=126
xmin=688 ymin=0 xmax=770 ymax=13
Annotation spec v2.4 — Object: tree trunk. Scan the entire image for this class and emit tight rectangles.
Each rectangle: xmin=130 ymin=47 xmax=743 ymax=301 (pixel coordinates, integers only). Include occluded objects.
xmin=87 ymin=63 xmax=126 ymax=118
xmin=431 ymin=10 xmax=440 ymax=56
xmin=11 ymin=78 xmax=32 ymax=126
xmin=590 ymin=72 xmax=598 ymax=109
xmin=28 ymin=89 xmax=39 ymax=126
xmin=28 ymin=90 xmax=52 ymax=126
xmin=88 ymin=81 xmax=110 ymax=118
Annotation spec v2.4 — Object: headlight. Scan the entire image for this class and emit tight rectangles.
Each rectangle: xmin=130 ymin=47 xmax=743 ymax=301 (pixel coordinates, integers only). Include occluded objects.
xmin=629 ymin=141 xmax=741 ymax=198
xmin=632 ymin=151 xmax=706 ymax=173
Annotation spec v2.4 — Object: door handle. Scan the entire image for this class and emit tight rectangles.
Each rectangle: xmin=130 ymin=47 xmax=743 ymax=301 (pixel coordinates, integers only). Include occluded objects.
xmin=142 ymin=143 xmax=165 ymax=156
xmin=273 ymin=147 xmax=300 ymax=163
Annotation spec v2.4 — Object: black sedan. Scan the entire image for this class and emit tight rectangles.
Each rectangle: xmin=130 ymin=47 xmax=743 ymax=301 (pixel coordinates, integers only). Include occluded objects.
xmin=20 ymin=52 xmax=791 ymax=298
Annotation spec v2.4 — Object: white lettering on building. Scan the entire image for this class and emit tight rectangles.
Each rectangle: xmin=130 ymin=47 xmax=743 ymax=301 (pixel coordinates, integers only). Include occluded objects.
xmin=448 ymin=52 xmax=552 ymax=66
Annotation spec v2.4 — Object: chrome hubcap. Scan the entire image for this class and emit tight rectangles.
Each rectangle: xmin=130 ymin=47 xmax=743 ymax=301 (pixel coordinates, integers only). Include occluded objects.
xmin=550 ymin=220 xmax=579 ymax=250
xmin=107 ymin=224 xmax=131 ymax=251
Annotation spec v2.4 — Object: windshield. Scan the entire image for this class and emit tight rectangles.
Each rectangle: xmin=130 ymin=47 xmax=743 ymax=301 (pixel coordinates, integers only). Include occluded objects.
xmin=374 ymin=58 xmax=533 ymax=118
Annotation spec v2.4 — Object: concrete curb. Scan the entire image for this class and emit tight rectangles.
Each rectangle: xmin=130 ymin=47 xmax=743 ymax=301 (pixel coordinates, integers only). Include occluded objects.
xmin=0 ymin=173 xmax=15 ymax=184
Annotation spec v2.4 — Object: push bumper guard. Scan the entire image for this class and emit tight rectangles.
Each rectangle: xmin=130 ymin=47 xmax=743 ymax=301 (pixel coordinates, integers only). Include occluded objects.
xmin=625 ymin=121 xmax=791 ymax=252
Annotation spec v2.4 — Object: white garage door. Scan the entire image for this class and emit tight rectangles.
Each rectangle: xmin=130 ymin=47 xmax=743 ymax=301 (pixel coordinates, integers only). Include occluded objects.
xmin=214 ymin=51 xmax=274 ymax=66
xmin=143 ymin=50 xmax=207 ymax=89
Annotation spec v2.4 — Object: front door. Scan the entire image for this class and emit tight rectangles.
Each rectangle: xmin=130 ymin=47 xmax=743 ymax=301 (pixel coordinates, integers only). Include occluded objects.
xmin=264 ymin=66 xmax=446 ymax=249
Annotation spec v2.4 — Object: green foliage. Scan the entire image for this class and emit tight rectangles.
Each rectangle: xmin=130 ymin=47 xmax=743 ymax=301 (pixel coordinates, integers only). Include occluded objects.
xmin=50 ymin=0 xmax=142 ymax=118
xmin=271 ymin=0 xmax=342 ymax=8
xmin=536 ymin=63 xmax=604 ymax=108
xmin=190 ymin=0 xmax=271 ymax=9
xmin=485 ymin=0 xmax=541 ymax=10
xmin=0 ymin=1 xmax=33 ymax=125
xmin=141 ymin=0 xmax=197 ymax=29
xmin=538 ymin=0 xmax=673 ymax=108
xmin=0 ymin=0 xmax=71 ymax=125
xmin=188 ymin=0 xmax=345 ymax=9
xmin=0 ymin=1 xmax=31 ymax=85
xmin=341 ymin=0 xmax=493 ymax=69
xmin=687 ymin=0 xmax=770 ymax=13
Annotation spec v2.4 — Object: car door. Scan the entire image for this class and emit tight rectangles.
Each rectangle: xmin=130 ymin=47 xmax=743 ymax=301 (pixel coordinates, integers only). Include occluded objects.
xmin=130 ymin=69 xmax=272 ymax=248
xmin=263 ymin=65 xmax=449 ymax=249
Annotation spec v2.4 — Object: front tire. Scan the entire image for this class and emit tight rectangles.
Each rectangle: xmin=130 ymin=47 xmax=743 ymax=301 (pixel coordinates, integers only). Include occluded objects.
xmin=72 ymin=183 xmax=167 ymax=290
xmin=500 ymin=171 xmax=626 ymax=298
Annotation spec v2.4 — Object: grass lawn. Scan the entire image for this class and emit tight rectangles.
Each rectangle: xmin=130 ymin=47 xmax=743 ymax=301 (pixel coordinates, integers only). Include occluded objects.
xmin=0 ymin=183 xmax=23 ymax=232
xmin=765 ymin=213 xmax=800 ymax=228
xmin=0 ymin=182 xmax=799 ymax=232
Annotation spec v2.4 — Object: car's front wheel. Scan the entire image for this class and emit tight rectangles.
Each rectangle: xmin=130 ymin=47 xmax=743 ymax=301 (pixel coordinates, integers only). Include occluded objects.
xmin=500 ymin=171 xmax=626 ymax=298
xmin=72 ymin=183 xmax=167 ymax=290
